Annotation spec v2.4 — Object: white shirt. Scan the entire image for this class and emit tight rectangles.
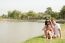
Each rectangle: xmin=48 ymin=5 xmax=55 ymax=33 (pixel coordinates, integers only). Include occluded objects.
xmin=54 ymin=23 xmax=61 ymax=35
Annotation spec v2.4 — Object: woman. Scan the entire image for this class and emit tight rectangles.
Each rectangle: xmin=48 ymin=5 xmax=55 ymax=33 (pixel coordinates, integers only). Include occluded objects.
xmin=42 ymin=20 xmax=54 ymax=39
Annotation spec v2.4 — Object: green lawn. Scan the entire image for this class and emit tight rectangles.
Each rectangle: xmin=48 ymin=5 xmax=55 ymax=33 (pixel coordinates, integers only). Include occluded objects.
xmin=61 ymin=23 xmax=65 ymax=30
xmin=23 ymin=23 xmax=65 ymax=43
xmin=24 ymin=36 xmax=65 ymax=43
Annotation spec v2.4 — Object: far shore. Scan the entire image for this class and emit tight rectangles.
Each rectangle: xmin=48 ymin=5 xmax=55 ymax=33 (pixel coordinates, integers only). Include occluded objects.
xmin=0 ymin=19 xmax=65 ymax=23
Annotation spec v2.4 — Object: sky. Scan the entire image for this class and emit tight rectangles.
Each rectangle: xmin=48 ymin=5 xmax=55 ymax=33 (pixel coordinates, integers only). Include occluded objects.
xmin=0 ymin=0 xmax=65 ymax=15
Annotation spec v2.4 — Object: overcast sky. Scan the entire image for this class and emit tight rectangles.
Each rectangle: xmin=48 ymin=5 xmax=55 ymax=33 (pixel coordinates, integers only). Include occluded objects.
xmin=0 ymin=0 xmax=65 ymax=15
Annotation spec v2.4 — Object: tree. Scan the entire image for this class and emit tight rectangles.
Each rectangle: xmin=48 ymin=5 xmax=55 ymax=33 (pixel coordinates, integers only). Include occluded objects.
xmin=45 ymin=7 xmax=53 ymax=15
xmin=51 ymin=12 xmax=60 ymax=19
xmin=38 ymin=12 xmax=47 ymax=19
xmin=21 ymin=14 xmax=28 ymax=20
xmin=60 ymin=6 xmax=65 ymax=19
xmin=8 ymin=10 xmax=22 ymax=19
xmin=44 ymin=7 xmax=59 ymax=19
xmin=2 ymin=14 xmax=7 ymax=18
xmin=8 ymin=11 xmax=12 ymax=18
xmin=26 ymin=10 xmax=37 ymax=20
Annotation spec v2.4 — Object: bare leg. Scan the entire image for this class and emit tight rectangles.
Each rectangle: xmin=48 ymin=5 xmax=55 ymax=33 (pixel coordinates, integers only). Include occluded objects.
xmin=46 ymin=30 xmax=50 ymax=39
xmin=47 ymin=30 xmax=53 ymax=39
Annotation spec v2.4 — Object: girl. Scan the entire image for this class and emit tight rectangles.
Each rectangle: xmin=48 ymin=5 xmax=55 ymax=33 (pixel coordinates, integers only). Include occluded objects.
xmin=43 ymin=20 xmax=54 ymax=39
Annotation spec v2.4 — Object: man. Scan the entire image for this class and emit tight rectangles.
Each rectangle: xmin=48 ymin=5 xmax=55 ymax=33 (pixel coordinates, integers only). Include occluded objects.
xmin=51 ymin=18 xmax=61 ymax=38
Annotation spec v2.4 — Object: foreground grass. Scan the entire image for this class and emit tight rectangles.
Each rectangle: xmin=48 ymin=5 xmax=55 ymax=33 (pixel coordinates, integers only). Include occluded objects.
xmin=24 ymin=36 xmax=65 ymax=43
xmin=24 ymin=23 xmax=65 ymax=43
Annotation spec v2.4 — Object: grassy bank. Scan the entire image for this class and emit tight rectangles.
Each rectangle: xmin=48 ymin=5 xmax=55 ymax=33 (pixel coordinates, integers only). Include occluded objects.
xmin=23 ymin=23 xmax=65 ymax=43
xmin=24 ymin=36 xmax=65 ymax=43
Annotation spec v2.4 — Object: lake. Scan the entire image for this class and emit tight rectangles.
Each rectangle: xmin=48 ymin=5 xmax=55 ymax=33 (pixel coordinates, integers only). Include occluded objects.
xmin=0 ymin=21 xmax=44 ymax=43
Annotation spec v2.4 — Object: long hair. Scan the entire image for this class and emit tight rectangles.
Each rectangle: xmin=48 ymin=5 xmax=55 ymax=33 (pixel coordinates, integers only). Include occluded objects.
xmin=45 ymin=20 xmax=52 ymax=28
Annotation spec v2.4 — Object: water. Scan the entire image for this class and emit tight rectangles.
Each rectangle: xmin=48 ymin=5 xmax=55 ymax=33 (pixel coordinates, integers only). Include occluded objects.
xmin=0 ymin=21 xmax=44 ymax=43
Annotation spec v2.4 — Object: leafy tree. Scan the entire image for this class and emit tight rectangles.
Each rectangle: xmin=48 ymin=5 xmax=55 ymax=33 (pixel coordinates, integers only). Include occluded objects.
xmin=51 ymin=12 xmax=59 ymax=19
xmin=26 ymin=10 xmax=37 ymax=20
xmin=59 ymin=6 xmax=65 ymax=19
xmin=45 ymin=7 xmax=53 ymax=15
xmin=21 ymin=14 xmax=28 ymax=20
xmin=8 ymin=10 xmax=22 ymax=19
xmin=45 ymin=7 xmax=59 ymax=19
xmin=38 ymin=12 xmax=46 ymax=19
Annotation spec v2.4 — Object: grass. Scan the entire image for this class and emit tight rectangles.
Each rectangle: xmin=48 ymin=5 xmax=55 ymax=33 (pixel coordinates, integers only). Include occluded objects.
xmin=23 ymin=23 xmax=65 ymax=43
xmin=24 ymin=36 xmax=65 ymax=43
xmin=61 ymin=23 xmax=65 ymax=30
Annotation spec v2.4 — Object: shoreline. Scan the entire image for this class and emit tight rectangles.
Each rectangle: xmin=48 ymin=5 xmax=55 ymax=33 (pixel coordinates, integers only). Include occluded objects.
xmin=0 ymin=19 xmax=65 ymax=23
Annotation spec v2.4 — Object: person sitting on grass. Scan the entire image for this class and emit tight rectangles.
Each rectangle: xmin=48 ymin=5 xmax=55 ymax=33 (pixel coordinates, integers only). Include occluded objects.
xmin=51 ymin=18 xmax=61 ymax=38
xmin=42 ymin=18 xmax=61 ymax=39
xmin=42 ymin=20 xmax=54 ymax=39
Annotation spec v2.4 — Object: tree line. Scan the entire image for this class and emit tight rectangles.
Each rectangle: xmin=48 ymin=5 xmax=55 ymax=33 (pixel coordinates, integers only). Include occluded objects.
xmin=1 ymin=6 xmax=65 ymax=20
